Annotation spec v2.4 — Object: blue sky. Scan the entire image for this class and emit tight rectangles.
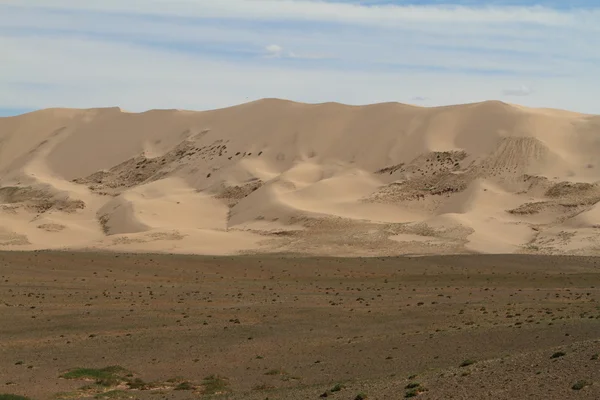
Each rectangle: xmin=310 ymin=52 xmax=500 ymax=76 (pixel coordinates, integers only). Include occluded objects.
xmin=1 ymin=0 xmax=599 ymax=115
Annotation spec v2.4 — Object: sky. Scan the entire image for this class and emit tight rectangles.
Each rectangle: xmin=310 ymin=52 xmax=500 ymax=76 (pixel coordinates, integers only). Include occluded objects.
xmin=1 ymin=0 xmax=599 ymax=115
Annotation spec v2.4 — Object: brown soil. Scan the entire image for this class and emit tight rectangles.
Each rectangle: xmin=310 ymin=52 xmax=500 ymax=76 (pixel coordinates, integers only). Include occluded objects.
xmin=0 ymin=253 xmax=599 ymax=400
xmin=215 ymin=180 xmax=264 ymax=208
xmin=0 ymin=186 xmax=85 ymax=214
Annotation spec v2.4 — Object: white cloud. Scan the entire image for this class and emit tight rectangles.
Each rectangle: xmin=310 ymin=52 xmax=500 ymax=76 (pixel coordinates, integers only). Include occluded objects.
xmin=502 ymin=85 xmax=533 ymax=96
xmin=265 ymin=44 xmax=284 ymax=57
xmin=263 ymin=44 xmax=331 ymax=60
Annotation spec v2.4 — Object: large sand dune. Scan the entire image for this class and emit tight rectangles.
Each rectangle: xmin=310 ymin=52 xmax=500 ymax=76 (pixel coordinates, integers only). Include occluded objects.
xmin=1 ymin=99 xmax=600 ymax=255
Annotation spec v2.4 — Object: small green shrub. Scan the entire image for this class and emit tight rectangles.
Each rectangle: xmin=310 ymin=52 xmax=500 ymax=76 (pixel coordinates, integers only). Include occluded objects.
xmin=202 ymin=375 xmax=229 ymax=395
xmin=253 ymin=384 xmax=275 ymax=391
xmin=264 ymin=369 xmax=284 ymax=376
xmin=0 ymin=395 xmax=32 ymax=400
xmin=459 ymin=359 xmax=476 ymax=367
xmin=405 ymin=384 xmax=427 ymax=398
xmin=126 ymin=378 xmax=148 ymax=389
xmin=331 ymin=383 xmax=344 ymax=392
xmin=550 ymin=352 xmax=566 ymax=359
xmin=572 ymin=380 xmax=591 ymax=391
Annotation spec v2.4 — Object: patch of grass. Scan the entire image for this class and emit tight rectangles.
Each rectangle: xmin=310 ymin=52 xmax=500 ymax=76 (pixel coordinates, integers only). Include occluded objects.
xmin=262 ymin=368 xmax=298 ymax=381
xmin=354 ymin=393 xmax=368 ymax=400
xmin=126 ymin=378 xmax=148 ymax=390
xmin=459 ymin=359 xmax=476 ymax=367
xmin=331 ymin=384 xmax=344 ymax=392
xmin=174 ymin=381 xmax=195 ymax=391
xmin=0 ymin=395 xmax=32 ymax=400
xmin=264 ymin=369 xmax=285 ymax=376
xmin=404 ymin=382 xmax=427 ymax=398
xmin=253 ymin=384 xmax=275 ymax=391
xmin=591 ymin=354 xmax=599 ymax=360
xmin=60 ymin=366 xmax=129 ymax=387
xmin=94 ymin=390 xmax=131 ymax=399
xmin=550 ymin=351 xmax=566 ymax=359
xmin=572 ymin=380 xmax=591 ymax=391
xmin=202 ymin=375 xmax=229 ymax=395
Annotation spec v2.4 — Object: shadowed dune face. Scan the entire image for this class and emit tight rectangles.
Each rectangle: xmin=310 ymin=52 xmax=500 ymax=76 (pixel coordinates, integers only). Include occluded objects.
xmin=0 ymin=99 xmax=600 ymax=255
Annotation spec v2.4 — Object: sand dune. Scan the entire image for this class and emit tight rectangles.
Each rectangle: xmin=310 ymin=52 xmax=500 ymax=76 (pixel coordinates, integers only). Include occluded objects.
xmin=1 ymin=99 xmax=600 ymax=255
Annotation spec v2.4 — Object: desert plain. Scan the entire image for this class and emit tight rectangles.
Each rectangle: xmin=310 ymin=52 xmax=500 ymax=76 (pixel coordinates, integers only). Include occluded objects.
xmin=1 ymin=252 xmax=599 ymax=399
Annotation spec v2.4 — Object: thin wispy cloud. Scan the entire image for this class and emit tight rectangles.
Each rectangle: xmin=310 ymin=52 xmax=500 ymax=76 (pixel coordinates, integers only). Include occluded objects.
xmin=264 ymin=44 xmax=331 ymax=60
xmin=502 ymin=85 xmax=533 ymax=96
xmin=265 ymin=44 xmax=284 ymax=58
xmin=0 ymin=0 xmax=598 ymax=114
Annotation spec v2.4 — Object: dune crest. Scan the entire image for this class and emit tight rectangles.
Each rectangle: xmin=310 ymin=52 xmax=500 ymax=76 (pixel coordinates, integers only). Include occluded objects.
xmin=1 ymin=99 xmax=599 ymax=255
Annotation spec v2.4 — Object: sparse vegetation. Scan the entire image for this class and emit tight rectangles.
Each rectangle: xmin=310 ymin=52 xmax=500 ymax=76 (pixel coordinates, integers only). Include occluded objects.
xmin=94 ymin=390 xmax=131 ymax=399
xmin=253 ymin=384 xmax=275 ymax=391
xmin=550 ymin=351 xmax=566 ymax=359
xmin=265 ymin=369 xmax=300 ymax=382
xmin=60 ymin=366 xmax=129 ymax=387
xmin=4 ymin=252 xmax=600 ymax=400
xmin=174 ymin=381 xmax=195 ymax=390
xmin=459 ymin=359 xmax=476 ymax=367
xmin=545 ymin=182 xmax=596 ymax=198
xmin=126 ymin=378 xmax=148 ymax=389
xmin=571 ymin=380 xmax=591 ymax=391
xmin=0 ymin=396 xmax=32 ymax=400
xmin=354 ymin=393 xmax=368 ymax=400
xmin=331 ymin=383 xmax=344 ymax=392
xmin=57 ymin=368 xmax=199 ymax=397
xmin=404 ymin=382 xmax=427 ymax=398
xmin=507 ymin=201 xmax=549 ymax=215
xmin=202 ymin=375 xmax=229 ymax=395
xmin=264 ymin=369 xmax=286 ymax=376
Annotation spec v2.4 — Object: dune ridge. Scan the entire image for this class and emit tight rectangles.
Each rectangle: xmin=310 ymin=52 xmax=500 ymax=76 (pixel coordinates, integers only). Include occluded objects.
xmin=1 ymin=99 xmax=600 ymax=255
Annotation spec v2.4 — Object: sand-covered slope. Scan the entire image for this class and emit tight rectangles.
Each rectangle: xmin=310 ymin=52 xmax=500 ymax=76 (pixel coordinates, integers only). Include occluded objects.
xmin=1 ymin=99 xmax=600 ymax=255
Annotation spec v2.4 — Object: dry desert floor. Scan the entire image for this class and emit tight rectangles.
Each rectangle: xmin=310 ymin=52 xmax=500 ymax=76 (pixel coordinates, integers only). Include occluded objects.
xmin=1 ymin=252 xmax=599 ymax=399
